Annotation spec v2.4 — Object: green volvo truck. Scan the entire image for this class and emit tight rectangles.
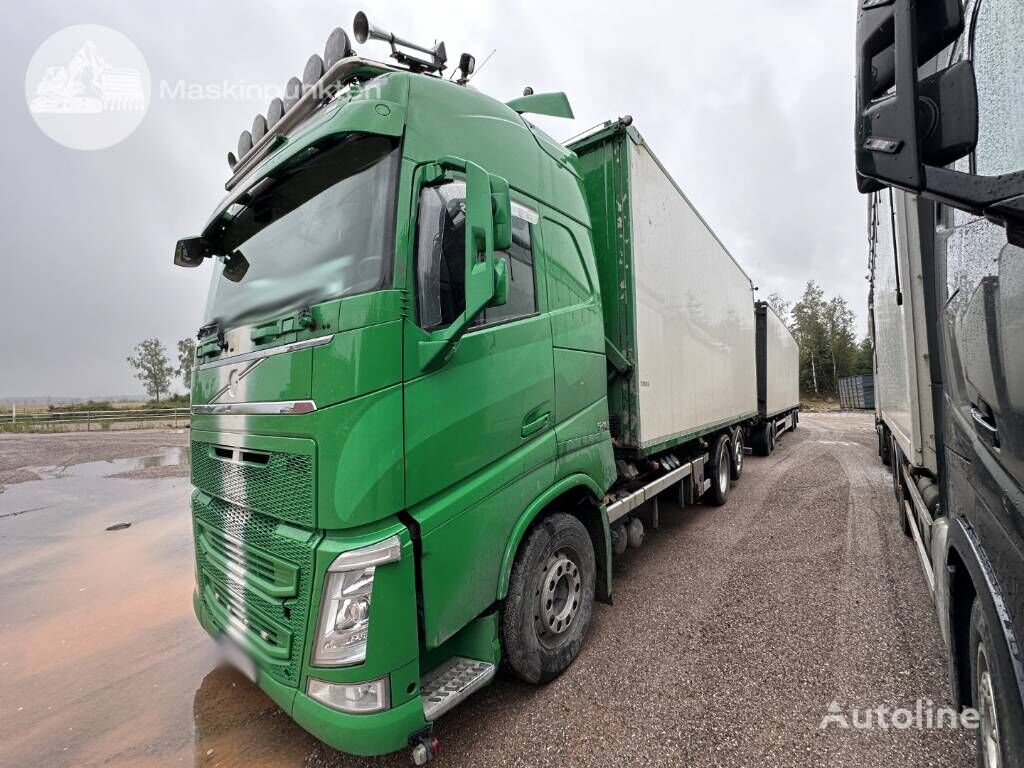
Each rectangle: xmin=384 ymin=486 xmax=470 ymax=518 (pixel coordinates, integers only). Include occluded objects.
xmin=175 ymin=13 xmax=799 ymax=762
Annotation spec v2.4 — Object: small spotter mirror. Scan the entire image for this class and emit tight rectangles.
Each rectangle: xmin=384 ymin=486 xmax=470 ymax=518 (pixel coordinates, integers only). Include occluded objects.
xmin=222 ymin=250 xmax=250 ymax=283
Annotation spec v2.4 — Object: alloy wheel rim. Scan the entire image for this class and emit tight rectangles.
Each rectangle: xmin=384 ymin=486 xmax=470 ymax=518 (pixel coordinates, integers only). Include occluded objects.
xmin=977 ymin=646 xmax=1002 ymax=768
xmin=536 ymin=550 xmax=581 ymax=644
xmin=718 ymin=444 xmax=730 ymax=492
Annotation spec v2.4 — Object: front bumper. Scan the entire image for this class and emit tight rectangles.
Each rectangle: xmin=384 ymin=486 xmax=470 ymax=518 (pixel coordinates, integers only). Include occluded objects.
xmin=194 ymin=590 xmax=429 ymax=756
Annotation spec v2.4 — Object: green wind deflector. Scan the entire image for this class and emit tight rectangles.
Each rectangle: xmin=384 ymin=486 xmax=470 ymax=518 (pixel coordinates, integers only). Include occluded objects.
xmin=505 ymin=91 xmax=574 ymax=119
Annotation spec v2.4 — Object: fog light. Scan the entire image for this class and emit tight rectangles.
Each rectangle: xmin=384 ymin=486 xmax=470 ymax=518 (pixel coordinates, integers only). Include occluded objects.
xmin=307 ymin=676 xmax=390 ymax=714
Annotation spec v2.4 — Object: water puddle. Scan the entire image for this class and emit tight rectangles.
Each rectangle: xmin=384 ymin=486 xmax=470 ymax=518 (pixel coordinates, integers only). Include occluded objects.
xmin=31 ymin=446 xmax=190 ymax=480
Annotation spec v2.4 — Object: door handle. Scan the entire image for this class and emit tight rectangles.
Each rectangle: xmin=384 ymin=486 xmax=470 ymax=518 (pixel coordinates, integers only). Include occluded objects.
xmin=970 ymin=405 xmax=1000 ymax=448
xmin=521 ymin=411 xmax=551 ymax=438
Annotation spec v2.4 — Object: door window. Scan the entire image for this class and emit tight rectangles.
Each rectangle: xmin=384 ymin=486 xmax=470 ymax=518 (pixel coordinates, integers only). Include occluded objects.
xmin=543 ymin=220 xmax=592 ymax=310
xmin=415 ymin=181 xmax=537 ymax=331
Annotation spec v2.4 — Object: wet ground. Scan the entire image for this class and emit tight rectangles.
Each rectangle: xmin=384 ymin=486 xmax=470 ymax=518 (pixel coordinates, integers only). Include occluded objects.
xmin=0 ymin=415 xmax=974 ymax=767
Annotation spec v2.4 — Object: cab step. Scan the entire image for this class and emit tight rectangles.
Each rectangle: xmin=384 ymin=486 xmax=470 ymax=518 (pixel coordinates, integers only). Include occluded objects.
xmin=420 ymin=657 xmax=495 ymax=721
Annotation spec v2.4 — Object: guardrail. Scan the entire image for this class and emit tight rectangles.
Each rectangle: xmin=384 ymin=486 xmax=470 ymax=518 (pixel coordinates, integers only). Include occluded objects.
xmin=0 ymin=407 xmax=191 ymax=433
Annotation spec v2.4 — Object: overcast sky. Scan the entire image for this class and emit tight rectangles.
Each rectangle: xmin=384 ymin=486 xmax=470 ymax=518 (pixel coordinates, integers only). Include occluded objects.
xmin=2 ymin=1 xmax=866 ymax=400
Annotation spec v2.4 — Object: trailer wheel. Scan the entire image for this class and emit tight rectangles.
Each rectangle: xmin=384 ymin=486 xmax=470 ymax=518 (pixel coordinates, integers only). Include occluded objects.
xmin=766 ymin=422 xmax=776 ymax=455
xmin=500 ymin=512 xmax=595 ymax=684
xmin=878 ymin=425 xmax=891 ymax=467
xmin=969 ymin=598 xmax=1024 ymax=768
xmin=704 ymin=434 xmax=731 ymax=506
xmin=730 ymin=430 xmax=744 ymax=481
xmin=891 ymin=439 xmax=912 ymax=538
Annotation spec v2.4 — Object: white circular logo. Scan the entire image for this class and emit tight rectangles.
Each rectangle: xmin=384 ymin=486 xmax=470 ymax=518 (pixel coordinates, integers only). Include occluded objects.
xmin=25 ymin=25 xmax=151 ymax=151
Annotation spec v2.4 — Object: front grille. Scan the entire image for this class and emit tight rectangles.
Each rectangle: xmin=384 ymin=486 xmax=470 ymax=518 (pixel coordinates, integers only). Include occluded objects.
xmin=191 ymin=441 xmax=315 ymax=527
xmin=193 ymin=494 xmax=319 ymax=686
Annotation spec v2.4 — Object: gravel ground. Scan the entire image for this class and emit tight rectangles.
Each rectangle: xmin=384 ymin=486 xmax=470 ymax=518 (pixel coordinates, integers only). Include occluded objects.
xmin=309 ymin=411 xmax=973 ymax=768
xmin=0 ymin=413 xmax=975 ymax=767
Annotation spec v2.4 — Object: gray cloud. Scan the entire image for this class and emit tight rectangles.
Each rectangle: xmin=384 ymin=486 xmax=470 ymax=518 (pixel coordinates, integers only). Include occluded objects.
xmin=1 ymin=1 xmax=868 ymax=398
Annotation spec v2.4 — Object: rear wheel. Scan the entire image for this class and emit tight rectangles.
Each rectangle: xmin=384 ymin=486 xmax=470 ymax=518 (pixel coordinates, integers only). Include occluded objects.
xmin=705 ymin=434 xmax=732 ymax=506
xmin=879 ymin=425 xmax=892 ymax=467
xmin=970 ymin=598 xmax=1024 ymax=768
xmin=766 ymin=422 xmax=776 ymax=454
xmin=730 ymin=429 xmax=744 ymax=481
xmin=891 ymin=439 xmax=912 ymax=537
xmin=501 ymin=513 xmax=595 ymax=684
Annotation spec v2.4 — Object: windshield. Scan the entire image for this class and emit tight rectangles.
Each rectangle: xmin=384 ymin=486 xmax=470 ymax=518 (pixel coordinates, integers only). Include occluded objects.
xmin=203 ymin=135 xmax=400 ymax=329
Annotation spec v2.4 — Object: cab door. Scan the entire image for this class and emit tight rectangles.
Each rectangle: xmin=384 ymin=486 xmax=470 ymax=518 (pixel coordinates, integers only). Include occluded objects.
xmin=402 ymin=179 xmax=555 ymax=645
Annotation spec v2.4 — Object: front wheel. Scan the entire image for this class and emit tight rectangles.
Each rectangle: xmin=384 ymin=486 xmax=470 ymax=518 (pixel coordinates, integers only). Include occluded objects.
xmin=501 ymin=513 xmax=596 ymax=684
xmin=970 ymin=598 xmax=1024 ymax=768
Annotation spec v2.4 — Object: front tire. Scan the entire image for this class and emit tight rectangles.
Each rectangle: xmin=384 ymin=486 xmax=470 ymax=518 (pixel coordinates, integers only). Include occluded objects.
xmin=970 ymin=598 xmax=1024 ymax=768
xmin=501 ymin=513 xmax=596 ymax=684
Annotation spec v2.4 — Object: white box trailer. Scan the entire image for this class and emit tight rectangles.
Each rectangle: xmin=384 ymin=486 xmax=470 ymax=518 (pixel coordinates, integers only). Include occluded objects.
xmin=756 ymin=302 xmax=801 ymax=418
xmin=869 ymin=188 xmax=936 ymax=473
xmin=571 ymin=121 xmax=759 ymax=456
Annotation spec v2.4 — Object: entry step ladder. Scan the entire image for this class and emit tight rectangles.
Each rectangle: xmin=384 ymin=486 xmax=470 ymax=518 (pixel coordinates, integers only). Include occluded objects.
xmin=420 ymin=656 xmax=495 ymax=721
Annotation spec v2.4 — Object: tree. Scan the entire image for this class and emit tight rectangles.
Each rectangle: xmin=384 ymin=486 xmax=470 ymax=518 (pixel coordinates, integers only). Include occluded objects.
xmin=177 ymin=338 xmax=196 ymax=392
xmin=822 ymin=296 xmax=858 ymax=392
xmin=765 ymin=291 xmax=791 ymax=324
xmin=791 ymin=281 xmax=827 ymax=395
xmin=127 ymin=338 xmax=175 ymax=402
xmin=853 ymin=337 xmax=874 ymax=375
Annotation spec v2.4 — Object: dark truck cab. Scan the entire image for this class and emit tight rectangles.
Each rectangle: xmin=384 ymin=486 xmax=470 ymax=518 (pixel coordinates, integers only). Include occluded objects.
xmin=854 ymin=2 xmax=1024 ymax=766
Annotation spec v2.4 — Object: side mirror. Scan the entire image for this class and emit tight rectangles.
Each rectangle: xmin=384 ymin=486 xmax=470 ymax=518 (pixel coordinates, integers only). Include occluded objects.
xmin=174 ymin=237 xmax=208 ymax=268
xmin=855 ymin=0 xmax=1024 ymax=244
xmin=418 ymin=157 xmax=507 ymax=371
xmin=491 ymin=175 xmax=512 ymax=251
xmin=491 ymin=258 xmax=509 ymax=308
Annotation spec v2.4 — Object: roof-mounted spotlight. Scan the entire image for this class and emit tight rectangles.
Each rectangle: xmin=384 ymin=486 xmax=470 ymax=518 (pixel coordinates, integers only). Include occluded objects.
xmin=283 ymin=76 xmax=303 ymax=112
xmin=251 ymin=113 xmax=268 ymax=143
xmin=353 ymin=11 xmax=446 ymax=74
xmin=237 ymin=129 xmax=253 ymax=159
xmin=456 ymin=53 xmax=475 ymax=85
xmin=227 ymin=151 xmax=238 ymax=170
xmin=303 ymin=54 xmax=325 ymax=89
xmin=324 ymin=27 xmax=355 ymax=69
xmin=266 ymin=97 xmax=284 ymax=129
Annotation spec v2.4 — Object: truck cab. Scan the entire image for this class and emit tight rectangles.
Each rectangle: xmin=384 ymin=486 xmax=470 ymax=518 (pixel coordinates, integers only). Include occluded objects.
xmin=182 ymin=57 xmax=615 ymax=758
xmin=855 ymin=1 xmax=1024 ymax=765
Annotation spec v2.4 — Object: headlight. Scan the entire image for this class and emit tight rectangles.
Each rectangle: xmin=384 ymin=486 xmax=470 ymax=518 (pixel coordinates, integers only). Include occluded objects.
xmin=311 ymin=535 xmax=401 ymax=666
